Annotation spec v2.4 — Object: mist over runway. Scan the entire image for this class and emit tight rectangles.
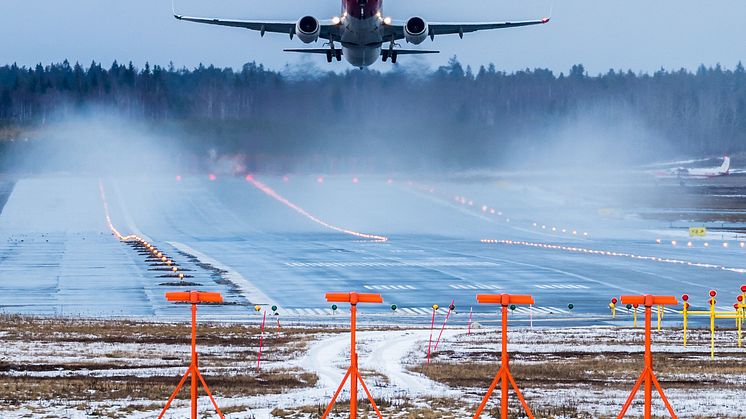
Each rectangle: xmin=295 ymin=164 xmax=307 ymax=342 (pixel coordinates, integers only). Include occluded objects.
xmin=0 ymin=171 xmax=744 ymax=326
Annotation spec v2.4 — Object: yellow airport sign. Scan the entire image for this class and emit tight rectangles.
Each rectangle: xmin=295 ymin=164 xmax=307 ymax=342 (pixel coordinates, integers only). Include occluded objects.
xmin=689 ymin=227 xmax=707 ymax=237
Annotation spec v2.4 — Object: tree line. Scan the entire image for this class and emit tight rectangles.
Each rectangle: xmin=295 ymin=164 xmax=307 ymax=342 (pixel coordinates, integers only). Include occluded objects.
xmin=0 ymin=58 xmax=744 ymax=171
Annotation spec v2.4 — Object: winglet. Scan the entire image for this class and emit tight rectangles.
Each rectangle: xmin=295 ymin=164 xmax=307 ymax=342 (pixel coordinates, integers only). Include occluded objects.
xmin=172 ymin=0 xmax=182 ymax=19
xmin=542 ymin=1 xmax=553 ymax=24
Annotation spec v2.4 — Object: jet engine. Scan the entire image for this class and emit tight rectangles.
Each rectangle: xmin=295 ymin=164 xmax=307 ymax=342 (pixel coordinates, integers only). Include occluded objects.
xmin=296 ymin=16 xmax=320 ymax=43
xmin=404 ymin=17 xmax=428 ymax=45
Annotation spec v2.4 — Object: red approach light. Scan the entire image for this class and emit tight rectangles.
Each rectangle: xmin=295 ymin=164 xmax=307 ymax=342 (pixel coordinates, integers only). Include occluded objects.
xmin=245 ymin=174 xmax=254 ymax=182
xmin=208 ymin=174 xmax=217 ymax=181
xmin=738 ymin=295 xmax=743 ymax=302
xmin=709 ymin=290 xmax=717 ymax=297
xmin=175 ymin=175 xmax=182 ymax=182
xmin=352 ymin=177 xmax=359 ymax=184
xmin=283 ymin=175 xmax=289 ymax=182
xmin=741 ymin=285 xmax=746 ymax=292
xmin=611 ymin=297 xmax=618 ymax=304
xmin=681 ymin=294 xmax=689 ymax=301
xmin=317 ymin=176 xmax=324 ymax=184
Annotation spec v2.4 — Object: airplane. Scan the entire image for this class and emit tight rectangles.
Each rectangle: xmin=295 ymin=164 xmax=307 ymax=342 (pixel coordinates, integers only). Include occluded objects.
xmin=654 ymin=156 xmax=731 ymax=179
xmin=173 ymin=1 xmax=550 ymax=68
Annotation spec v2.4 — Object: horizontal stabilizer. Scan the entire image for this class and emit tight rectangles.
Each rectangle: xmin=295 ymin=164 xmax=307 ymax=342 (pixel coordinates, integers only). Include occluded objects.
xmin=384 ymin=49 xmax=439 ymax=55
xmin=284 ymin=49 xmax=331 ymax=54
xmin=283 ymin=48 xmax=440 ymax=55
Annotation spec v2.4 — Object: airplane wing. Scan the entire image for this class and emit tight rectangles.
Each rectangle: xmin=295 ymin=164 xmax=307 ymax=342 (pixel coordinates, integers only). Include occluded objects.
xmin=383 ymin=18 xmax=549 ymax=41
xmin=174 ymin=14 xmax=340 ymax=40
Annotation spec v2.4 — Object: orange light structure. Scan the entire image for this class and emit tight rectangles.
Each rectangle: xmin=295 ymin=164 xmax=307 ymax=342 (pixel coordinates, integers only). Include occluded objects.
xmin=321 ymin=292 xmax=383 ymax=419
xmin=159 ymin=291 xmax=225 ymax=419
xmin=473 ymin=293 xmax=536 ymax=419
xmin=617 ymin=295 xmax=678 ymax=419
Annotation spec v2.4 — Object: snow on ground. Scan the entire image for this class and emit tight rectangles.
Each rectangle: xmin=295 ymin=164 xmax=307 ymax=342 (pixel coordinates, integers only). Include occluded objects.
xmin=2 ymin=318 xmax=745 ymax=418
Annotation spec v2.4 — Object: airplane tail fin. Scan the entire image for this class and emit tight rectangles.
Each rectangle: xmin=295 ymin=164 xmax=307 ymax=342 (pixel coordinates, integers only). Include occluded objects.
xmin=720 ymin=156 xmax=731 ymax=174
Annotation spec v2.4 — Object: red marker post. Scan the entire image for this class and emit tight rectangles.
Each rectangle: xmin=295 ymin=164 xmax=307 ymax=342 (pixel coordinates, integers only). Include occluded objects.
xmin=257 ymin=310 xmax=267 ymax=371
xmin=159 ymin=291 xmax=225 ymax=419
xmin=426 ymin=304 xmax=438 ymax=364
xmin=473 ymin=293 xmax=535 ymax=419
xmin=467 ymin=306 xmax=473 ymax=336
xmin=617 ymin=294 xmax=678 ymax=419
xmin=433 ymin=300 xmax=455 ymax=352
xmin=321 ymin=292 xmax=384 ymax=419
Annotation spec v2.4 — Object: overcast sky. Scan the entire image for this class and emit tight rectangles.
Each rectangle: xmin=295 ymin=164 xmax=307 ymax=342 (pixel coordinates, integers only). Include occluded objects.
xmin=1 ymin=0 xmax=745 ymax=74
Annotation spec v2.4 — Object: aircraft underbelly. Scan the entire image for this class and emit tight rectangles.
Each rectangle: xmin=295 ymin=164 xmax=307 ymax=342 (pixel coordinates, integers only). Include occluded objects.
xmin=341 ymin=16 xmax=382 ymax=67
xmin=343 ymin=46 xmax=381 ymax=67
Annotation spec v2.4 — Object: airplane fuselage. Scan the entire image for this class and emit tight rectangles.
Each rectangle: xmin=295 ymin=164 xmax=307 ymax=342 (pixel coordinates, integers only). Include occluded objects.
xmin=174 ymin=1 xmax=549 ymax=68
xmin=339 ymin=0 xmax=385 ymax=67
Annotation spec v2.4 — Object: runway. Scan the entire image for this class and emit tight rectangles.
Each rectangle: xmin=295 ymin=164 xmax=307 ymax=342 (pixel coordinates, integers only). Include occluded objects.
xmin=0 ymin=174 xmax=743 ymax=325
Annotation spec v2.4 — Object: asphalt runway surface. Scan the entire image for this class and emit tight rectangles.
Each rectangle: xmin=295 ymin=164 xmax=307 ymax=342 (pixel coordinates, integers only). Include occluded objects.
xmin=0 ymin=174 xmax=744 ymax=326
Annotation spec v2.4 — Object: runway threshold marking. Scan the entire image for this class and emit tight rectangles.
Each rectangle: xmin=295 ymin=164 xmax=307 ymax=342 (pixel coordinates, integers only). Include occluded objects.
xmin=364 ymin=285 xmax=416 ymax=290
xmin=245 ymin=176 xmax=388 ymax=242
xmin=482 ymin=239 xmax=746 ymax=275
xmin=277 ymin=306 xmax=571 ymax=316
xmin=534 ymin=284 xmax=589 ymax=289
xmin=449 ymin=284 xmax=502 ymax=290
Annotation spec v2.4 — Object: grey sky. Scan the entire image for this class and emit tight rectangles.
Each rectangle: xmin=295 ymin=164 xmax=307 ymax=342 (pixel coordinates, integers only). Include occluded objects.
xmin=1 ymin=0 xmax=745 ymax=74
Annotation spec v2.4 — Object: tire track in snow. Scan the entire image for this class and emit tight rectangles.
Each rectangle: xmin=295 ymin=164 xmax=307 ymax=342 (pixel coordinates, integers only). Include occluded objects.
xmin=300 ymin=329 xmax=458 ymax=400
